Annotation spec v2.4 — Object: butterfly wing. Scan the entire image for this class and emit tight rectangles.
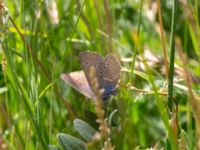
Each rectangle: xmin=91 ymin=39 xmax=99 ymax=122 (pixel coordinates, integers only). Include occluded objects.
xmin=79 ymin=52 xmax=104 ymax=88
xmin=79 ymin=52 xmax=121 ymax=100
xmin=61 ymin=71 xmax=96 ymax=100
xmin=102 ymin=54 xmax=121 ymax=87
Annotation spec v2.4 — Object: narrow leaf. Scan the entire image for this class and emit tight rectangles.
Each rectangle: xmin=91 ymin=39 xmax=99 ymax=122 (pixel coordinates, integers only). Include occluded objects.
xmin=73 ymin=118 xmax=96 ymax=142
xmin=57 ymin=133 xmax=86 ymax=150
xmin=48 ymin=145 xmax=60 ymax=150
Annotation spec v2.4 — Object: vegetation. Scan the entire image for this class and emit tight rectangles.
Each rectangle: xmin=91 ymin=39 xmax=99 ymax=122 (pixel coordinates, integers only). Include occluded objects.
xmin=0 ymin=0 xmax=200 ymax=149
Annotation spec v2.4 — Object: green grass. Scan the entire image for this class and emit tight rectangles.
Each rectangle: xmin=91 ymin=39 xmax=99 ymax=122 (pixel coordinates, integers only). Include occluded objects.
xmin=0 ymin=0 xmax=200 ymax=149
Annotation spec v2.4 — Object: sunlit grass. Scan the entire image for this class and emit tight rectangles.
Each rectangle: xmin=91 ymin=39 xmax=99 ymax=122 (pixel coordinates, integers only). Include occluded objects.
xmin=0 ymin=0 xmax=200 ymax=149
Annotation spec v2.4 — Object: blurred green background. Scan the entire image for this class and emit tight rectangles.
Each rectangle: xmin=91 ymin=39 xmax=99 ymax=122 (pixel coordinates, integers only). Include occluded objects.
xmin=0 ymin=0 xmax=200 ymax=149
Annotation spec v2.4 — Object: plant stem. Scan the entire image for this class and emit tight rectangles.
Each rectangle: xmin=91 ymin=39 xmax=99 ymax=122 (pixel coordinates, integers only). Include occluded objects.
xmin=129 ymin=0 xmax=142 ymax=83
xmin=167 ymin=0 xmax=178 ymax=149
xmin=157 ymin=0 xmax=168 ymax=79
xmin=167 ymin=0 xmax=177 ymax=112
xmin=9 ymin=16 xmax=77 ymax=118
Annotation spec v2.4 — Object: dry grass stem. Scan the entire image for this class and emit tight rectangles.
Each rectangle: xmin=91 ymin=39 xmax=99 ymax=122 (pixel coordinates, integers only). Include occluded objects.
xmin=88 ymin=66 xmax=114 ymax=150
xmin=120 ymin=82 xmax=168 ymax=96
xmin=156 ymin=0 xmax=168 ymax=79
xmin=176 ymin=38 xmax=200 ymax=149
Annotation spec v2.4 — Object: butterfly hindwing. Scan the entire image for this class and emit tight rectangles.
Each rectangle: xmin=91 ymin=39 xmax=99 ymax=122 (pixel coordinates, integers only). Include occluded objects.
xmin=61 ymin=71 xmax=96 ymax=99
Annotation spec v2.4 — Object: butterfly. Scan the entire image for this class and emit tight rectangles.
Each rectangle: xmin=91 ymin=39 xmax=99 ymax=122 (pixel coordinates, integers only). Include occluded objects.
xmin=61 ymin=51 xmax=121 ymax=100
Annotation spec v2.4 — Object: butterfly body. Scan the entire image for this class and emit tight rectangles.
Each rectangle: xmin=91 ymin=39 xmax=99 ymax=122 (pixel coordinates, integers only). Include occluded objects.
xmin=62 ymin=52 xmax=121 ymax=100
xmin=102 ymin=84 xmax=117 ymax=100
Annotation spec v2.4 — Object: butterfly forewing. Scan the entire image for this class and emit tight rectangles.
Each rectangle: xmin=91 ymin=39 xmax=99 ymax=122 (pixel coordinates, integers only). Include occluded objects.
xmin=79 ymin=52 xmax=104 ymax=88
xmin=103 ymin=54 xmax=121 ymax=86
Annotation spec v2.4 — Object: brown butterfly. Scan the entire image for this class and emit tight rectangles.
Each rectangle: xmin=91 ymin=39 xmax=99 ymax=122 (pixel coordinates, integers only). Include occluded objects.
xmin=61 ymin=52 xmax=121 ymax=100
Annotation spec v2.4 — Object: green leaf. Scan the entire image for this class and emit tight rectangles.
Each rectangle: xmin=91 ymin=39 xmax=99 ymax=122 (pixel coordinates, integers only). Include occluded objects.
xmin=73 ymin=118 xmax=96 ymax=142
xmin=57 ymin=133 xmax=86 ymax=150
xmin=121 ymin=67 xmax=150 ymax=82
xmin=48 ymin=145 xmax=60 ymax=150
xmin=174 ymin=83 xmax=188 ymax=93
xmin=0 ymin=87 xmax=8 ymax=94
xmin=108 ymin=109 xmax=118 ymax=126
